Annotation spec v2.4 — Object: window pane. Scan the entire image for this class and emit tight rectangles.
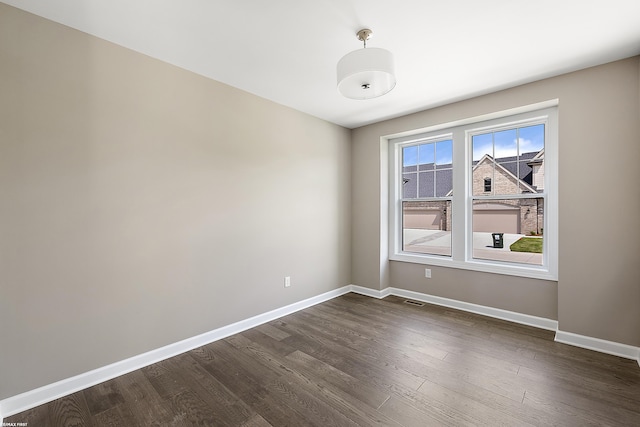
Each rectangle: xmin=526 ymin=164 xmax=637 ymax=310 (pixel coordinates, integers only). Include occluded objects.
xmin=418 ymin=171 xmax=434 ymax=198
xmin=494 ymin=129 xmax=517 ymax=158
xmin=472 ymin=133 xmax=492 ymax=161
xmin=403 ymin=145 xmax=418 ymax=167
xmin=435 ymin=139 xmax=453 ymax=166
xmin=472 ymin=198 xmax=544 ymax=266
xmin=402 ymin=138 xmax=453 ymax=199
xmin=403 ymin=172 xmax=417 ymax=199
xmin=402 ymin=201 xmax=451 ymax=256
xmin=519 ymin=124 xmax=545 ymax=154
xmin=472 ymin=125 xmax=544 ymax=196
xmin=418 ymin=143 xmax=434 ymax=165
xmin=435 ymin=169 xmax=452 ymax=197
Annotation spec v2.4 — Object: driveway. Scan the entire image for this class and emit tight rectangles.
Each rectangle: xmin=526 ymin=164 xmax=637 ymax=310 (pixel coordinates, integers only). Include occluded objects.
xmin=403 ymin=229 xmax=543 ymax=265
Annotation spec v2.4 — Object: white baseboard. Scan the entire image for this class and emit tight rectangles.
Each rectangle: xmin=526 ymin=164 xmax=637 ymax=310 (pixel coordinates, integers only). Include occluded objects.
xmin=0 ymin=285 xmax=353 ymax=418
xmin=350 ymin=285 xmax=559 ymax=331
xmin=2 ymin=284 xmax=638 ymax=419
xmin=353 ymin=285 xmax=640 ymax=366
xmin=555 ymin=330 xmax=640 ymax=367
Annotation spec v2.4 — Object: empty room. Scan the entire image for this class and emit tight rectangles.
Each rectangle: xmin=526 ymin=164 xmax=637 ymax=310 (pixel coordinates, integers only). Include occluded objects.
xmin=1 ymin=1 xmax=639 ymax=425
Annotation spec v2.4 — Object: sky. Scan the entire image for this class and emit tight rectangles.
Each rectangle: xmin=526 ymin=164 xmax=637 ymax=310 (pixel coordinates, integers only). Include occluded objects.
xmin=402 ymin=124 xmax=544 ymax=166
xmin=403 ymin=139 xmax=452 ymax=167
xmin=472 ymin=124 xmax=544 ymax=161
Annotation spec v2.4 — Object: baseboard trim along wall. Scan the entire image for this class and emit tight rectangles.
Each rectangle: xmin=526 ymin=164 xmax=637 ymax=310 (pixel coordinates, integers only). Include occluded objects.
xmin=2 ymin=284 xmax=639 ymax=419
xmin=554 ymin=330 xmax=640 ymax=366
xmin=356 ymin=286 xmax=560 ymax=331
xmin=0 ymin=286 xmax=353 ymax=419
xmin=350 ymin=286 xmax=640 ymax=367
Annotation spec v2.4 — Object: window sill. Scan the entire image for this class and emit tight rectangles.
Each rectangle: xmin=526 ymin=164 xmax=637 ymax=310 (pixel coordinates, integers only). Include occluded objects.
xmin=389 ymin=252 xmax=557 ymax=281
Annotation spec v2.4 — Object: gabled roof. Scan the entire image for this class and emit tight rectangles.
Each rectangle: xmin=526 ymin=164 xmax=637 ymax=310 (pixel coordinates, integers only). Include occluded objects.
xmin=402 ymin=150 xmax=544 ymax=198
xmin=473 ymin=154 xmax=539 ymax=194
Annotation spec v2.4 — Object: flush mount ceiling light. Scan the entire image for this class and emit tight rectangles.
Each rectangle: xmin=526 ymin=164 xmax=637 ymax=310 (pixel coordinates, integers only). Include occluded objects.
xmin=337 ymin=28 xmax=396 ymax=100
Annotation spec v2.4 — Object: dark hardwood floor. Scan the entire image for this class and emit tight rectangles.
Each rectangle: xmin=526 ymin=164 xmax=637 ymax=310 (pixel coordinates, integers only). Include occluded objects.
xmin=6 ymin=293 xmax=640 ymax=426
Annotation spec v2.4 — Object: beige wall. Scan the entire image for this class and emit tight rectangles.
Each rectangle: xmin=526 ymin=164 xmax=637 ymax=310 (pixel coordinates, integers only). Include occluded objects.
xmin=0 ymin=5 xmax=351 ymax=399
xmin=352 ymin=57 xmax=640 ymax=346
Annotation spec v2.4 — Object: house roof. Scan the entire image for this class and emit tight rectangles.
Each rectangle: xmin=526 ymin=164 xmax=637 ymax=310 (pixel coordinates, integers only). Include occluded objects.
xmin=475 ymin=151 xmax=539 ymax=188
xmin=402 ymin=165 xmax=453 ymax=198
xmin=473 ymin=153 xmax=539 ymax=193
xmin=403 ymin=150 xmax=542 ymax=198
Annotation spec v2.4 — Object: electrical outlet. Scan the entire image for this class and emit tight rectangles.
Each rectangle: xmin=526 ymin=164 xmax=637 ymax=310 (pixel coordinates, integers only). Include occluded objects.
xmin=425 ymin=268 xmax=431 ymax=278
xmin=284 ymin=276 xmax=291 ymax=288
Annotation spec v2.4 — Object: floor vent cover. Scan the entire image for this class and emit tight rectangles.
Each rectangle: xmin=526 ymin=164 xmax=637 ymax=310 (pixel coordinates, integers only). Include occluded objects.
xmin=404 ymin=300 xmax=425 ymax=307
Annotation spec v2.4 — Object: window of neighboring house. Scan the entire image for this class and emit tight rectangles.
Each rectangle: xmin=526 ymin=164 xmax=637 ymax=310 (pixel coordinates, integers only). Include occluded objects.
xmin=484 ymin=178 xmax=492 ymax=192
xmin=389 ymin=102 xmax=558 ymax=280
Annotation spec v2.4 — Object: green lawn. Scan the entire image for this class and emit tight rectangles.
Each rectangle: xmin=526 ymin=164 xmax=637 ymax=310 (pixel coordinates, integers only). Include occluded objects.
xmin=510 ymin=237 xmax=543 ymax=253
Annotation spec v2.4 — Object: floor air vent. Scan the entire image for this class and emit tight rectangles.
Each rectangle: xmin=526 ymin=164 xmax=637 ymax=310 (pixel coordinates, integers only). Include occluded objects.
xmin=403 ymin=300 xmax=425 ymax=307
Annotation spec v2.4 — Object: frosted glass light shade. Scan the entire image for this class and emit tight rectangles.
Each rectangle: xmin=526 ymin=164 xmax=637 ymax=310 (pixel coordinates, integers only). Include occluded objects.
xmin=337 ymin=47 xmax=396 ymax=100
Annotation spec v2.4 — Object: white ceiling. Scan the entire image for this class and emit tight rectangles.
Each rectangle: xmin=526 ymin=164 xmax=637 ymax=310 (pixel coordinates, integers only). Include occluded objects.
xmin=3 ymin=0 xmax=640 ymax=129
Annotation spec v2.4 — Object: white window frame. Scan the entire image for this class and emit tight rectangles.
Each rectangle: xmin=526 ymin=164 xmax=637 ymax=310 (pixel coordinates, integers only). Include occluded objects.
xmin=388 ymin=101 xmax=558 ymax=280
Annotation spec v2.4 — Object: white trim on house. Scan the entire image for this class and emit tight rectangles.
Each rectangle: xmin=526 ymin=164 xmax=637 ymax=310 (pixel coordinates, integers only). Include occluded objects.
xmin=2 ymin=285 xmax=638 ymax=419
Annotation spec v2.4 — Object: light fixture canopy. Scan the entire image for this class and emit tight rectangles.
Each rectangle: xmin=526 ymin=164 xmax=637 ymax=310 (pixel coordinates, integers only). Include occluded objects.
xmin=337 ymin=29 xmax=396 ymax=100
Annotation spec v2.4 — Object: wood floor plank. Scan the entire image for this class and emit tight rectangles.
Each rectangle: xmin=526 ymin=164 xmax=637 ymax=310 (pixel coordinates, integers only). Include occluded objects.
xmin=293 ymin=305 xmax=526 ymax=403
xmin=164 ymin=352 xmax=259 ymax=426
xmin=227 ymin=333 xmax=402 ymax=426
xmin=516 ymin=365 xmax=640 ymax=422
xmin=263 ymin=375 xmax=360 ymax=427
xmin=191 ymin=340 xmax=298 ymax=426
xmin=256 ymin=322 xmax=291 ymax=341
xmin=303 ymin=304 xmax=451 ymax=360
xmin=240 ymin=328 xmax=296 ymax=357
xmin=334 ymin=295 xmax=539 ymax=364
xmin=285 ymin=349 xmax=392 ymax=410
xmin=240 ymin=413 xmax=273 ymax=427
xmin=4 ymin=402 xmax=53 ymax=427
xmin=379 ymin=394 xmax=469 ymax=427
xmin=522 ymin=389 xmax=619 ymax=427
xmin=5 ymin=292 xmax=640 ymax=426
xmin=92 ymin=403 xmax=138 ymax=427
xmin=168 ymin=390 xmax=219 ymax=426
xmin=141 ymin=360 xmax=191 ymax=400
xmin=414 ymin=379 xmax=533 ymax=426
xmin=112 ymin=370 xmax=173 ymax=426
xmin=278 ymin=314 xmax=427 ymax=391
xmin=82 ymin=379 xmax=125 ymax=416
xmin=48 ymin=391 xmax=94 ymax=427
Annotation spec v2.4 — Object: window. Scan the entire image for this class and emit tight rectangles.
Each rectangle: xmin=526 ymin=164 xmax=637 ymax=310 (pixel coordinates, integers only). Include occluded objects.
xmin=401 ymin=138 xmax=453 ymax=256
xmin=389 ymin=103 xmax=558 ymax=280
xmin=484 ymin=178 xmax=492 ymax=192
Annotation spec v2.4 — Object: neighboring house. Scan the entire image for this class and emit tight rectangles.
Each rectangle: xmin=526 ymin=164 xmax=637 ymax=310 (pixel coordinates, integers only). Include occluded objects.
xmin=403 ymin=149 xmax=544 ymax=235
